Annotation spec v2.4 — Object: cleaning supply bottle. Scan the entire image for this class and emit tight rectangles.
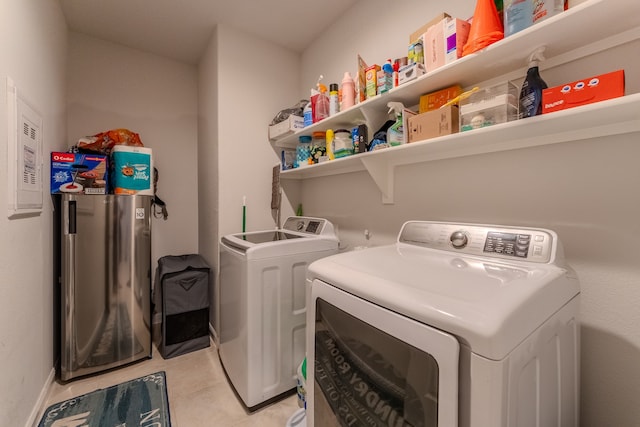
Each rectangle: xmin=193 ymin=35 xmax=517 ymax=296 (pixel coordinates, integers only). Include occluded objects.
xmin=325 ymin=129 xmax=335 ymax=160
xmin=309 ymin=86 xmax=320 ymax=124
xmin=329 ymin=83 xmax=339 ymax=116
xmin=519 ymin=47 xmax=548 ymax=118
xmin=341 ymin=72 xmax=355 ymax=110
xmin=380 ymin=60 xmax=394 ymax=94
xmin=315 ymin=83 xmax=330 ymax=122
xmin=386 ymin=102 xmax=405 ymax=146
xmin=303 ymin=100 xmax=313 ymax=127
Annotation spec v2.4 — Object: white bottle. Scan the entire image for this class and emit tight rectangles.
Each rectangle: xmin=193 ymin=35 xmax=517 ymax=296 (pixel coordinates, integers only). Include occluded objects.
xmin=303 ymin=101 xmax=313 ymax=127
xmin=341 ymin=72 xmax=355 ymax=110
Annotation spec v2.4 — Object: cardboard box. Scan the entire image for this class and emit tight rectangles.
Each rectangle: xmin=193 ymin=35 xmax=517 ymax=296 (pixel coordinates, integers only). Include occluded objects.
xmin=419 ymin=84 xmax=463 ymax=113
xmin=398 ymin=63 xmax=426 ymax=86
xmin=351 ymin=124 xmax=369 ymax=153
xmin=409 ymin=13 xmax=451 ymax=43
xmin=408 ymin=105 xmax=459 ymax=143
xmin=358 ymin=55 xmax=368 ymax=103
xmin=408 ymin=40 xmax=424 ymax=66
xmin=444 ymin=18 xmax=471 ymax=64
xmin=504 ymin=0 xmax=565 ymax=37
xmin=424 ymin=17 xmax=470 ymax=72
xmin=51 ymin=152 xmax=108 ymax=194
xmin=377 ymin=70 xmax=393 ymax=95
xmin=424 ymin=20 xmax=446 ymax=72
xmin=268 ymin=115 xmax=304 ymax=141
xmin=365 ymin=64 xmax=381 ymax=99
xmin=542 ymin=70 xmax=624 ymax=114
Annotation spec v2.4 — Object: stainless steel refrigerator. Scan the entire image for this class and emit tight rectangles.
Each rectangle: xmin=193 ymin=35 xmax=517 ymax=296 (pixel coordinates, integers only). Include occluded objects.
xmin=59 ymin=193 xmax=152 ymax=381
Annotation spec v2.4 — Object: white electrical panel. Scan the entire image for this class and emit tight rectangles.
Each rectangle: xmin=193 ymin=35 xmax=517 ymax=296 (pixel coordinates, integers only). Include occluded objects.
xmin=7 ymin=77 xmax=43 ymax=218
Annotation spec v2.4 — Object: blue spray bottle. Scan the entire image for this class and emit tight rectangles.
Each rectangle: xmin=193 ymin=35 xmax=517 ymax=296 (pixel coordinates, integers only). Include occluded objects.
xmin=519 ymin=47 xmax=547 ymax=118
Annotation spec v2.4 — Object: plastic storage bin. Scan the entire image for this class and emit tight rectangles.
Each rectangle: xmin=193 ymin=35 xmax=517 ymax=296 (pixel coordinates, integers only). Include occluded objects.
xmin=460 ymin=82 xmax=519 ymax=132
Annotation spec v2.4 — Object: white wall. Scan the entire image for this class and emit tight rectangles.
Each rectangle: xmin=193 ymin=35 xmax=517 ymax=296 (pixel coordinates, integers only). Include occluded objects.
xmin=66 ymin=33 xmax=199 ymax=275
xmin=0 ymin=1 xmax=67 ymax=426
xmin=296 ymin=0 xmax=640 ymax=426
xmin=300 ymin=0 xmax=474 ymax=97
xmin=197 ymin=24 xmax=301 ymax=336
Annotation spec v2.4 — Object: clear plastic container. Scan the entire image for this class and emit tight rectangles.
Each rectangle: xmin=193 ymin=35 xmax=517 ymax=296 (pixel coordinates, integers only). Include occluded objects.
xmin=460 ymin=81 xmax=518 ymax=132
xmin=295 ymin=135 xmax=312 ymax=168
xmin=310 ymin=132 xmax=327 ymax=164
xmin=332 ymin=129 xmax=354 ymax=158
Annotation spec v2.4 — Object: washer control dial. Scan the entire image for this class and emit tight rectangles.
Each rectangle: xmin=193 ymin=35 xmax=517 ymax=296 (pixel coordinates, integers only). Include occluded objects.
xmin=450 ymin=231 xmax=468 ymax=249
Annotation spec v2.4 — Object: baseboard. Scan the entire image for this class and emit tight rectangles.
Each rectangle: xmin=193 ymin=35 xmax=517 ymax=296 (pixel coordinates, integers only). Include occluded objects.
xmin=26 ymin=367 xmax=56 ymax=427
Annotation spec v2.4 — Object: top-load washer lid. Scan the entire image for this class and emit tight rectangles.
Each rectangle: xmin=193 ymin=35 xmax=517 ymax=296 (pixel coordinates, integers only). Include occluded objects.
xmin=234 ymin=231 xmax=302 ymax=244
xmin=307 ymin=221 xmax=580 ymax=361
xmin=220 ymin=216 xmax=339 ymax=259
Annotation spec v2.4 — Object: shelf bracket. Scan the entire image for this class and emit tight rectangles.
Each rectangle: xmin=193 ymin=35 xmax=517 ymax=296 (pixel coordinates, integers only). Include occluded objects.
xmin=360 ymin=106 xmax=390 ymax=134
xmin=360 ymin=156 xmax=395 ymax=204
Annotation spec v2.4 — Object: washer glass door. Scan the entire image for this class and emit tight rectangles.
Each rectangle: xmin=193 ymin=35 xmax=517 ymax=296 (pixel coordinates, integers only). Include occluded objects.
xmin=309 ymin=280 xmax=459 ymax=427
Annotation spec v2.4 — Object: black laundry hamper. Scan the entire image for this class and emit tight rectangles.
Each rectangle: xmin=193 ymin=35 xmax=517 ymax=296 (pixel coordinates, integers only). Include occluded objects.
xmin=154 ymin=254 xmax=211 ymax=359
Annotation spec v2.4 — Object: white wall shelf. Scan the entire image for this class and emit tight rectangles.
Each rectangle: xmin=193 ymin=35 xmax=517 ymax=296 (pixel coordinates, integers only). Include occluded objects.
xmin=274 ymin=0 xmax=640 ymax=203
xmin=281 ymin=94 xmax=640 ymax=203
xmin=272 ymin=0 xmax=640 ymax=150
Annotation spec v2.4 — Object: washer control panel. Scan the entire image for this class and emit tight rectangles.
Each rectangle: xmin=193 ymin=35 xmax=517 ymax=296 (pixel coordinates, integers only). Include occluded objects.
xmin=399 ymin=221 xmax=555 ymax=263
xmin=282 ymin=216 xmax=332 ymax=236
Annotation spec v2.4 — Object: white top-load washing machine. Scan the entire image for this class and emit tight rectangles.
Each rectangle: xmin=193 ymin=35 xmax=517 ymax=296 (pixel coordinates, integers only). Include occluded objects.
xmin=306 ymin=221 xmax=580 ymax=427
xmin=219 ymin=216 xmax=339 ymax=410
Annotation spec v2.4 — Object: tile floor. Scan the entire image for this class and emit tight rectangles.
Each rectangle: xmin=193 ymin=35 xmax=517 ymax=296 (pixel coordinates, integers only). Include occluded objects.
xmin=41 ymin=342 xmax=300 ymax=427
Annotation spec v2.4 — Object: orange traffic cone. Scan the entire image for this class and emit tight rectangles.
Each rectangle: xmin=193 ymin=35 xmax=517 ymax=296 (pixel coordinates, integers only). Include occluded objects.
xmin=462 ymin=0 xmax=504 ymax=57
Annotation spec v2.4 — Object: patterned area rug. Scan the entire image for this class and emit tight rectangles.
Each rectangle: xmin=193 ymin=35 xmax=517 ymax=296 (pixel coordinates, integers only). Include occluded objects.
xmin=38 ymin=371 xmax=171 ymax=427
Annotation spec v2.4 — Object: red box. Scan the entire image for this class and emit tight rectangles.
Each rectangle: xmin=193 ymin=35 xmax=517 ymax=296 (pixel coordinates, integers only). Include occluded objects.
xmin=542 ymin=70 xmax=625 ymax=114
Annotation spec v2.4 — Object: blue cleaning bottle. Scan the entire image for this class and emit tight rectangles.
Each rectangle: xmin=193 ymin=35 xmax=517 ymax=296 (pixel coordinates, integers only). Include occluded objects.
xmin=519 ymin=47 xmax=548 ymax=118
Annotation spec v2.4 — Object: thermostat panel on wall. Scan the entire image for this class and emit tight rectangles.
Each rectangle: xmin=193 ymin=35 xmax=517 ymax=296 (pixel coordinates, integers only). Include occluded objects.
xmin=7 ymin=77 xmax=43 ymax=218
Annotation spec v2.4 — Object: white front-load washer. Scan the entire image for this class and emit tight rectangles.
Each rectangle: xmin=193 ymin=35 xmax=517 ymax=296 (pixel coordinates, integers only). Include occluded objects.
xmin=219 ymin=216 xmax=339 ymax=410
xmin=306 ymin=221 xmax=580 ymax=427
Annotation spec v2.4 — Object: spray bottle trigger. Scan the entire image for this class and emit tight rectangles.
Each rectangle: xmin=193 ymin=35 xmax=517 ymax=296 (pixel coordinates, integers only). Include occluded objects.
xmin=528 ymin=46 xmax=547 ymax=66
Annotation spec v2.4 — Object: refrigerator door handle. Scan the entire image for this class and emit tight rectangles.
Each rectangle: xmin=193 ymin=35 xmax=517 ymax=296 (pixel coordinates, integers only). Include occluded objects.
xmin=68 ymin=200 xmax=76 ymax=234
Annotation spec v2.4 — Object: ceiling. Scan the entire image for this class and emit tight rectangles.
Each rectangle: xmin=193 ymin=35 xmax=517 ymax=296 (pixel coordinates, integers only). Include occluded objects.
xmin=59 ymin=0 xmax=359 ymax=65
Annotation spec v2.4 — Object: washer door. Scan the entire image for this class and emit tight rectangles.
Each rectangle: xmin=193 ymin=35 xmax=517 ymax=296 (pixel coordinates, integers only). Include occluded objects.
xmin=307 ymin=279 xmax=459 ymax=427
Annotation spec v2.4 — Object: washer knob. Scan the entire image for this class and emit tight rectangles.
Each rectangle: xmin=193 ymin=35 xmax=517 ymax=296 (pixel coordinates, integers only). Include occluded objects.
xmin=450 ymin=231 xmax=468 ymax=249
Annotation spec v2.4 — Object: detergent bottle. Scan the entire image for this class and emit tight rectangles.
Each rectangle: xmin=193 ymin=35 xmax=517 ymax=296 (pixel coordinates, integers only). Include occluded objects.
xmin=325 ymin=129 xmax=335 ymax=160
xmin=519 ymin=47 xmax=548 ymax=118
xmin=341 ymin=72 xmax=356 ymax=110
xmin=303 ymin=100 xmax=313 ymax=127
xmin=386 ymin=102 xmax=406 ymax=146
